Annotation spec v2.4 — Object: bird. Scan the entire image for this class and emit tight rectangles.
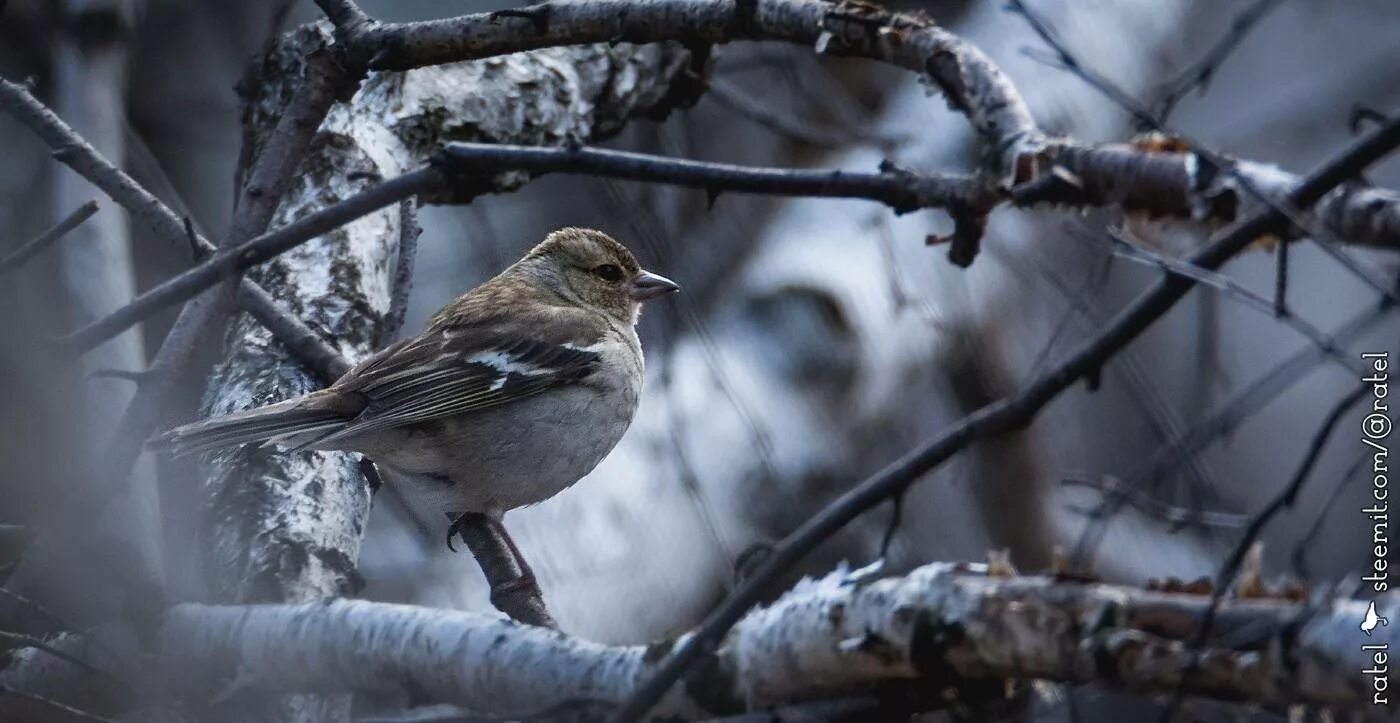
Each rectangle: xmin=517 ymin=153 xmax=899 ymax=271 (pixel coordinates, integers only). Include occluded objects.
xmin=152 ymin=227 xmax=678 ymax=596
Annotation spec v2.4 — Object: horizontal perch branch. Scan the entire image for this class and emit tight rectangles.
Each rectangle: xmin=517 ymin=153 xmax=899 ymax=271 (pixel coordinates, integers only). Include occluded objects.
xmin=153 ymin=562 xmax=1392 ymax=717
xmin=440 ymin=142 xmax=995 ymax=212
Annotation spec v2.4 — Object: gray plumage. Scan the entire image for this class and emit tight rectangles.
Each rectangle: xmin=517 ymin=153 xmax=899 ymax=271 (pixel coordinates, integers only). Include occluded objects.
xmin=153 ymin=228 xmax=677 ymax=521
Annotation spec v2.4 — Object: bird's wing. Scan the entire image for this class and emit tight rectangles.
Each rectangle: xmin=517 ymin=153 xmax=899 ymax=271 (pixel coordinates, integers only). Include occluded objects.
xmin=308 ymin=315 xmax=603 ymax=447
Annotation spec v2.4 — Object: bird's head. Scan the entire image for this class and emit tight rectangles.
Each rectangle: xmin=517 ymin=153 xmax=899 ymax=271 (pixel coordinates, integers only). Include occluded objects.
xmin=521 ymin=227 xmax=679 ymax=323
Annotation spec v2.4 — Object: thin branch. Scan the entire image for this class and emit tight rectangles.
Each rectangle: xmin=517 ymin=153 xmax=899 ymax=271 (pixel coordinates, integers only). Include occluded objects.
xmin=54 ymin=167 xmax=442 ymax=355
xmin=1007 ymin=242 xmax=1224 ymax=514
xmin=1152 ymin=0 xmax=1289 ymax=123
xmin=0 ymin=200 xmax=99 ymax=274
xmin=1061 ymin=474 xmax=1247 ymax=529
xmin=0 ymin=69 xmax=353 ymax=484
xmin=611 ymin=108 xmax=1400 ymax=723
xmin=1069 ymin=291 xmax=1397 ymax=565
xmin=1162 ymin=382 xmax=1369 ymax=721
xmin=439 ymin=141 xmax=992 ymax=213
xmin=378 ymin=198 xmax=420 ymax=348
xmin=0 ymin=685 xmax=117 ymax=723
xmin=0 ymin=631 xmax=129 ymax=692
xmin=237 ymin=282 xmax=352 ymax=382
xmin=1103 ymin=230 xmax=1365 ymax=375
xmin=1291 ymin=452 xmax=1366 ymax=579
xmin=1130 ymin=292 xmax=1395 ymax=488
xmin=0 ymin=587 xmax=79 ymax=637
xmin=451 ymin=518 xmax=555 ymax=628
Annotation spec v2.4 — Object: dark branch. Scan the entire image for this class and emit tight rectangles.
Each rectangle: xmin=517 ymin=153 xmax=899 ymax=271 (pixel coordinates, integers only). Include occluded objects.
xmin=0 ymin=684 xmax=118 ymax=723
xmin=55 ymin=167 xmax=442 ymax=356
xmin=0 ymin=200 xmax=99 ymax=274
xmin=1152 ymin=0 xmax=1288 ymax=123
xmin=1151 ymin=294 xmax=1391 ymax=485
xmin=236 ymin=282 xmax=352 ymax=383
xmin=1061 ymin=474 xmax=1247 ymax=529
xmin=378 ymin=198 xmax=420 ymax=348
xmin=452 ymin=519 xmax=555 ymax=628
xmin=1163 ymin=382 xmax=1369 ymax=721
xmin=610 ymin=109 xmax=1400 ymax=723
xmin=438 ymin=142 xmax=993 ymax=214
xmin=0 ymin=631 xmax=129 ymax=693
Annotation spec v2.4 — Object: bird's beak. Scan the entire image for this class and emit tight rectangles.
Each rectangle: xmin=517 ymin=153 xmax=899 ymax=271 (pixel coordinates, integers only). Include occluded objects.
xmin=629 ymin=269 xmax=681 ymax=301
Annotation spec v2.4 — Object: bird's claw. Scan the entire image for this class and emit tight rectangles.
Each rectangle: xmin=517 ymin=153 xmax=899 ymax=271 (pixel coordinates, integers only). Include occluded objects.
xmin=445 ymin=512 xmax=473 ymax=552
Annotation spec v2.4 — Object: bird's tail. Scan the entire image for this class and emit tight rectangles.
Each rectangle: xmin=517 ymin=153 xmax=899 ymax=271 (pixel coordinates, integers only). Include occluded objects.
xmin=149 ymin=397 xmax=349 ymax=457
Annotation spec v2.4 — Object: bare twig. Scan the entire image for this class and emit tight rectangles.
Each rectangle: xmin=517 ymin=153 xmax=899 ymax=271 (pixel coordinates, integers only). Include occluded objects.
xmin=379 ymin=198 xmax=420 ymax=348
xmin=55 ymin=167 xmax=442 ymax=355
xmin=1291 ymin=452 xmax=1366 ymax=579
xmin=1162 ymin=383 xmax=1369 ymax=721
xmin=0 ymin=685 xmax=117 ymax=723
xmin=439 ymin=141 xmax=992 ymax=213
xmin=0 ymin=631 xmax=128 ymax=692
xmin=0 ymin=200 xmax=98 ymax=274
xmin=1103 ymin=230 xmax=1364 ymax=374
xmin=237 ymin=283 xmax=352 ymax=382
xmin=1152 ymin=0 xmax=1289 ymax=122
xmin=1134 ymin=295 xmax=1394 ymax=488
xmin=451 ymin=519 xmax=555 ymax=628
xmin=1061 ymin=474 xmax=1247 ymax=529
xmin=611 ymin=110 xmax=1400 ymax=723
xmin=1070 ymin=292 xmax=1396 ymax=565
xmin=0 ymin=587 xmax=79 ymax=636
xmin=1007 ymin=242 xmax=1224 ymax=508
xmin=0 ymin=70 xmax=353 ymax=483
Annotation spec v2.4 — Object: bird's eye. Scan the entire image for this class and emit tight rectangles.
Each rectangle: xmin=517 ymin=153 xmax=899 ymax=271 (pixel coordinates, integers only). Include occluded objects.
xmin=592 ymin=264 xmax=624 ymax=282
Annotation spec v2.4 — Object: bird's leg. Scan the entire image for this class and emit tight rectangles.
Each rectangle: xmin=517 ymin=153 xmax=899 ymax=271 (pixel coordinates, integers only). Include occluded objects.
xmin=446 ymin=511 xmax=555 ymax=628
xmin=486 ymin=515 xmax=538 ymax=590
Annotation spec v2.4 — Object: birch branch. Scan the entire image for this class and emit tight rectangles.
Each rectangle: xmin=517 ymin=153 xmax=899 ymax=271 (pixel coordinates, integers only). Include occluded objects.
xmin=151 ymin=562 xmax=1392 ymax=717
xmin=0 ymin=200 xmax=99 ymax=274
xmin=348 ymin=0 xmax=1398 ymax=253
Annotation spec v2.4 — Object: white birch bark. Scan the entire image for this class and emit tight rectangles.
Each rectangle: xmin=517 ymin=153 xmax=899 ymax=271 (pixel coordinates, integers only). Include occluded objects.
xmin=155 ymin=562 xmax=1391 ymax=717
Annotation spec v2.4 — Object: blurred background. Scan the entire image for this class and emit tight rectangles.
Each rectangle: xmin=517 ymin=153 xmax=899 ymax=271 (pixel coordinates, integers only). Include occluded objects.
xmin=2 ymin=0 xmax=1400 ymax=717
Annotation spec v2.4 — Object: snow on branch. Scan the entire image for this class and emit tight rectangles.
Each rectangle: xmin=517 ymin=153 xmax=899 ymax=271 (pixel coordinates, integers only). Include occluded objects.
xmin=154 ymin=562 xmax=1391 ymax=717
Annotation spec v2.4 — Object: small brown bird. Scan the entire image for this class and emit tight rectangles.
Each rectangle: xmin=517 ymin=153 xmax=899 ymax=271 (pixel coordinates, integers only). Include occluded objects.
xmin=154 ymin=227 xmax=678 ymax=569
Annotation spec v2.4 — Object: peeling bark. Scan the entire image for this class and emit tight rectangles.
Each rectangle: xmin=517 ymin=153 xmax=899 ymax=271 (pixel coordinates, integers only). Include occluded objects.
xmin=154 ymin=563 xmax=1388 ymax=717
